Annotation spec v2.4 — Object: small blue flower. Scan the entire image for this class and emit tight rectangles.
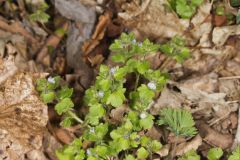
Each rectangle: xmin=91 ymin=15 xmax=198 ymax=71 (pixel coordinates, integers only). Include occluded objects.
xmin=132 ymin=39 xmax=137 ymax=44
xmin=123 ymin=134 xmax=130 ymax=139
xmin=138 ymin=42 xmax=143 ymax=47
xmin=110 ymin=67 xmax=117 ymax=75
xmin=97 ymin=91 xmax=104 ymax=98
xmin=47 ymin=77 xmax=55 ymax=84
xmin=147 ymin=82 xmax=156 ymax=90
xmin=86 ymin=149 xmax=92 ymax=155
xmin=134 ymin=137 xmax=140 ymax=141
xmin=90 ymin=128 xmax=95 ymax=133
xmin=140 ymin=112 xmax=147 ymax=119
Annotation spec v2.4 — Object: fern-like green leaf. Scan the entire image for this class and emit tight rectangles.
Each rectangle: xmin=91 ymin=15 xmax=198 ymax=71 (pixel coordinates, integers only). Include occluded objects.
xmin=158 ymin=108 xmax=197 ymax=137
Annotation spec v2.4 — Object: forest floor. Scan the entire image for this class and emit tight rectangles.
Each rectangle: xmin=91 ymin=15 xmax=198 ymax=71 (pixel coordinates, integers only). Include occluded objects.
xmin=0 ymin=0 xmax=240 ymax=160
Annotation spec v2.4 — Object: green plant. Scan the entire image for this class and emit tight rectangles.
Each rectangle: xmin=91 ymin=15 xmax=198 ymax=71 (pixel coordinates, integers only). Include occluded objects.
xmin=37 ymin=33 xmax=190 ymax=159
xmin=157 ymin=108 xmax=197 ymax=137
xmin=207 ymin=148 xmax=223 ymax=160
xmin=237 ymin=10 xmax=240 ymax=24
xmin=167 ymin=0 xmax=203 ymax=19
xmin=178 ymin=150 xmax=200 ymax=160
xmin=230 ymin=0 xmax=240 ymax=7
xmin=215 ymin=5 xmax=225 ymax=16
xmin=29 ymin=2 xmax=50 ymax=23
xmin=36 ymin=76 xmax=83 ymax=126
xmin=159 ymin=36 xmax=190 ymax=63
xmin=228 ymin=146 xmax=240 ymax=160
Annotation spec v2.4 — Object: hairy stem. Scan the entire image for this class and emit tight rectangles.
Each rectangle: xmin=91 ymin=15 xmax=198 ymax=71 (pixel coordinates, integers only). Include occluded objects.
xmin=134 ymin=73 xmax=140 ymax=90
xmin=67 ymin=110 xmax=84 ymax=124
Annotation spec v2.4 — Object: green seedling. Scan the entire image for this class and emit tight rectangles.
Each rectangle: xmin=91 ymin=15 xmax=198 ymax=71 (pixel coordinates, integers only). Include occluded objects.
xmin=207 ymin=148 xmax=223 ymax=160
xmin=29 ymin=2 xmax=50 ymax=23
xmin=167 ymin=0 xmax=203 ymax=19
xmin=37 ymin=33 xmax=191 ymax=159
xmin=158 ymin=108 xmax=197 ymax=137
xmin=178 ymin=150 xmax=200 ymax=160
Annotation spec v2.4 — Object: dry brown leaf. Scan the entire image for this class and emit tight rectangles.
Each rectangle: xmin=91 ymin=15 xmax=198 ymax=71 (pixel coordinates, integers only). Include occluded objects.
xmin=212 ymin=25 xmax=240 ymax=46
xmin=43 ymin=131 xmax=62 ymax=160
xmin=145 ymin=126 xmax=162 ymax=140
xmin=175 ymin=134 xmax=202 ymax=156
xmin=0 ymin=56 xmax=18 ymax=85
xmin=156 ymin=144 xmax=170 ymax=157
xmin=150 ymin=86 xmax=190 ymax=115
xmin=110 ymin=105 xmax=129 ymax=123
xmin=0 ymin=57 xmax=48 ymax=160
xmin=36 ymin=22 xmax=68 ymax=67
xmin=0 ymin=17 xmax=38 ymax=44
xmin=189 ymin=1 xmax=212 ymax=47
xmin=180 ymin=72 xmax=219 ymax=93
xmin=118 ymin=0 xmax=188 ymax=40
xmin=82 ymin=11 xmax=111 ymax=57
xmin=54 ymin=128 xmax=74 ymax=144
xmin=219 ymin=79 xmax=240 ymax=101
xmin=198 ymin=123 xmax=233 ymax=149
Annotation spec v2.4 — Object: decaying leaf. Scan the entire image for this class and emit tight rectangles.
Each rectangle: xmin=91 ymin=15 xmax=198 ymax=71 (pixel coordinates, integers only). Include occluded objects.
xmin=175 ymin=134 xmax=202 ymax=156
xmin=189 ymin=1 xmax=213 ymax=47
xmin=0 ymin=56 xmax=18 ymax=85
xmin=219 ymin=78 xmax=240 ymax=101
xmin=0 ymin=57 xmax=48 ymax=160
xmin=198 ymin=123 xmax=233 ymax=149
xmin=212 ymin=25 xmax=240 ymax=46
xmin=118 ymin=0 xmax=188 ymax=40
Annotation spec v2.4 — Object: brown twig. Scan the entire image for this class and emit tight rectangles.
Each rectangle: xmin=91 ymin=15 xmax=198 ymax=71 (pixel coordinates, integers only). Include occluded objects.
xmin=0 ymin=17 xmax=37 ymax=44
xmin=36 ymin=22 xmax=68 ymax=66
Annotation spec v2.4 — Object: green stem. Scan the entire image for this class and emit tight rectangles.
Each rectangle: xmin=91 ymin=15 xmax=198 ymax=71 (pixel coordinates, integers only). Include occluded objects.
xmin=67 ymin=110 xmax=84 ymax=124
xmin=134 ymin=73 xmax=140 ymax=90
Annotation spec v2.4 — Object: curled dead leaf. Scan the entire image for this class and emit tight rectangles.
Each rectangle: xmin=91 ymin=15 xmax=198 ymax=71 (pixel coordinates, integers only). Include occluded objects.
xmin=212 ymin=25 xmax=240 ymax=46
xmin=175 ymin=134 xmax=202 ymax=156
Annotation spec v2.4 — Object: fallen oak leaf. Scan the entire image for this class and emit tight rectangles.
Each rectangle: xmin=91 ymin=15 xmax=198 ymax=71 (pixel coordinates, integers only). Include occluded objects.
xmin=0 ymin=58 xmax=48 ymax=159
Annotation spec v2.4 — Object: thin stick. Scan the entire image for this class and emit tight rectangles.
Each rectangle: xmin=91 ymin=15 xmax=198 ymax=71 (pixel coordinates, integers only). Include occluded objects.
xmin=219 ymin=76 xmax=240 ymax=80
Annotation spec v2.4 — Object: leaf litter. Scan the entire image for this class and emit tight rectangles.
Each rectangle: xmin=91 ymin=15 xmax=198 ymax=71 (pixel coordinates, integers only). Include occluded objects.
xmin=0 ymin=0 xmax=240 ymax=159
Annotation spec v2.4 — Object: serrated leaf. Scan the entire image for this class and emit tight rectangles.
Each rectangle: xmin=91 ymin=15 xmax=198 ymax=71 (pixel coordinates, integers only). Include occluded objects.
xmin=107 ymin=88 xmax=126 ymax=107
xmin=36 ymin=78 xmax=47 ymax=91
xmin=207 ymin=148 xmax=223 ymax=160
xmin=151 ymin=140 xmax=162 ymax=152
xmin=139 ymin=114 xmax=154 ymax=129
xmin=83 ymin=123 xmax=108 ymax=142
xmin=111 ymin=53 xmax=127 ymax=63
xmin=178 ymin=150 xmax=200 ymax=160
xmin=125 ymin=155 xmax=136 ymax=160
xmin=137 ymin=61 xmax=150 ymax=74
xmin=55 ymin=98 xmax=74 ymax=115
xmin=57 ymin=86 xmax=73 ymax=100
xmin=138 ymin=84 xmax=155 ymax=102
xmin=40 ymin=91 xmax=55 ymax=103
xmin=137 ymin=147 xmax=149 ymax=159
xmin=159 ymin=108 xmax=197 ymax=137
xmin=60 ymin=117 xmax=73 ymax=127
xmin=29 ymin=10 xmax=50 ymax=23
xmin=118 ymin=138 xmax=130 ymax=150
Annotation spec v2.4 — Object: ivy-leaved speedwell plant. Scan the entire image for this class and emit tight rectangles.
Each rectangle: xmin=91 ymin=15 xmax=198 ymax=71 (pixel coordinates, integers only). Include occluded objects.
xmin=37 ymin=32 xmax=192 ymax=160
